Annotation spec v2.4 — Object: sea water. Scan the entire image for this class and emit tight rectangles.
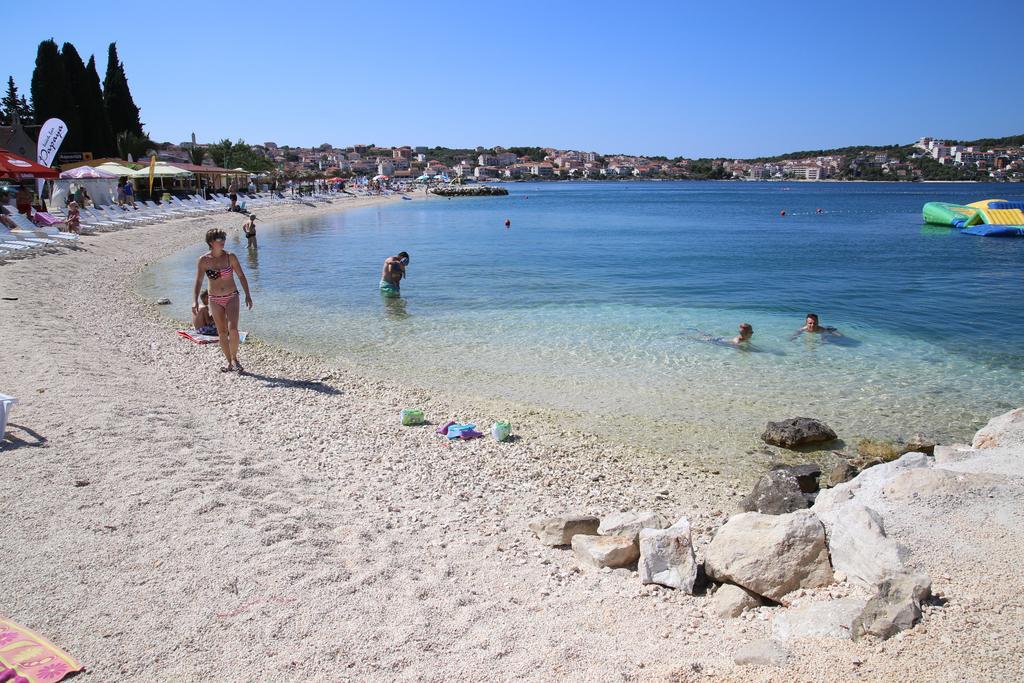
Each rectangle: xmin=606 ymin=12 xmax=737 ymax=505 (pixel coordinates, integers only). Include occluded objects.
xmin=139 ymin=182 xmax=1024 ymax=469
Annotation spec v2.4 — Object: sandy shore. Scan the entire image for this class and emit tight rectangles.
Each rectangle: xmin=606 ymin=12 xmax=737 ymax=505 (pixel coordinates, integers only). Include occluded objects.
xmin=1 ymin=196 xmax=1021 ymax=682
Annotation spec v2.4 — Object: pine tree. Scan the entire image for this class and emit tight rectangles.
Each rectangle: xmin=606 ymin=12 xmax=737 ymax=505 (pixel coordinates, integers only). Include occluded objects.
xmin=31 ymin=38 xmax=82 ymax=150
xmin=85 ymin=56 xmax=116 ymax=156
xmin=1 ymin=77 xmax=15 ymax=124
xmin=103 ymin=43 xmax=143 ymax=138
xmin=62 ymin=43 xmax=112 ymax=156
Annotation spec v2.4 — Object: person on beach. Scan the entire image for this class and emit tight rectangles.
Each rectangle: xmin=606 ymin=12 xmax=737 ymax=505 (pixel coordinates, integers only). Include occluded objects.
xmin=242 ymin=214 xmax=258 ymax=249
xmin=228 ymin=183 xmax=239 ymax=212
xmin=192 ymin=289 xmax=217 ymax=335
xmin=192 ymin=228 xmax=253 ymax=372
xmin=15 ymin=185 xmax=32 ymax=215
xmin=122 ymin=179 xmax=135 ymax=207
xmin=379 ymin=251 xmax=409 ymax=297
xmin=66 ymin=201 xmax=81 ymax=235
xmin=790 ymin=313 xmax=841 ymax=340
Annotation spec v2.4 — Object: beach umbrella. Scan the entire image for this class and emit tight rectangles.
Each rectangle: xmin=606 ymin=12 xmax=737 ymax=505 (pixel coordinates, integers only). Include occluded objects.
xmin=97 ymin=161 xmax=140 ymax=176
xmin=373 ymin=174 xmax=389 ymax=180
xmin=0 ymin=148 xmax=59 ymax=179
xmin=60 ymin=165 xmax=118 ymax=179
xmin=128 ymin=163 xmax=192 ymax=178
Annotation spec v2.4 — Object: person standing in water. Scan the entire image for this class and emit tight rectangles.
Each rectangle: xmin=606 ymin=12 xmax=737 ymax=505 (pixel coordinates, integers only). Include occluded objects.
xmin=192 ymin=228 xmax=254 ymax=372
xmin=242 ymin=214 xmax=258 ymax=249
xmin=790 ymin=313 xmax=841 ymax=340
xmin=379 ymin=251 xmax=409 ymax=297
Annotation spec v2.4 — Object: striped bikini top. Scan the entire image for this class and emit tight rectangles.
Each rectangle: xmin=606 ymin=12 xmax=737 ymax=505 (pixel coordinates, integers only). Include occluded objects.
xmin=205 ymin=265 xmax=233 ymax=281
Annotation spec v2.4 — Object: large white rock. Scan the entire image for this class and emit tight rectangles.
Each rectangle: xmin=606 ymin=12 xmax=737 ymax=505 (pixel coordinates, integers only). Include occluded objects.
xmin=709 ymin=583 xmax=763 ymax=618
xmin=813 ymin=502 xmax=908 ymax=588
xmin=771 ymin=597 xmax=868 ymax=641
xmin=638 ymin=517 xmax=697 ymax=592
xmin=813 ymin=450 xmax=931 ymax=516
xmin=528 ymin=514 xmax=599 ymax=546
xmin=882 ymin=468 xmax=1002 ymax=502
xmin=598 ymin=510 xmax=669 ymax=541
xmin=704 ymin=510 xmax=833 ymax=602
xmin=571 ymin=534 xmax=639 ymax=570
xmin=972 ymin=407 xmax=1024 ymax=450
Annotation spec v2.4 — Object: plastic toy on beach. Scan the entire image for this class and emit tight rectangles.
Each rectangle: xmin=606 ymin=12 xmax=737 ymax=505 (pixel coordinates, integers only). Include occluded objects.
xmin=400 ymin=409 xmax=424 ymax=426
xmin=491 ymin=421 xmax=511 ymax=442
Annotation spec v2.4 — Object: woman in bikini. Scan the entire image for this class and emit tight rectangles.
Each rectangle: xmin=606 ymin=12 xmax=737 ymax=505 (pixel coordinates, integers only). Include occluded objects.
xmin=192 ymin=228 xmax=253 ymax=372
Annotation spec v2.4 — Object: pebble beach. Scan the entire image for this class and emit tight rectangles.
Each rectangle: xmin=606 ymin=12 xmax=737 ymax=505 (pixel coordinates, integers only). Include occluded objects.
xmin=2 ymin=196 xmax=1022 ymax=682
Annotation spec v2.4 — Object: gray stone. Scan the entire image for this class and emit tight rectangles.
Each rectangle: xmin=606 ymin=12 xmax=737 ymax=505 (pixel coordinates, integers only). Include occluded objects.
xmin=902 ymin=432 xmax=936 ymax=455
xmin=156 ymin=297 xmax=171 ymax=305
xmin=528 ymin=514 xmax=599 ymax=546
xmin=788 ymin=463 xmax=823 ymax=492
xmin=598 ymin=510 xmax=669 ymax=541
xmin=814 ymin=502 xmax=908 ymax=588
xmin=771 ymin=598 xmax=868 ymax=641
xmin=638 ymin=517 xmax=697 ymax=592
xmin=761 ymin=417 xmax=837 ymax=449
xmin=704 ymin=510 xmax=833 ymax=602
xmin=741 ymin=468 xmax=808 ymax=515
xmin=734 ymin=640 xmax=789 ymax=667
xmin=571 ymin=534 xmax=639 ymax=570
xmin=709 ymin=583 xmax=763 ymax=618
xmin=852 ymin=573 xmax=931 ymax=641
xmin=828 ymin=460 xmax=858 ymax=487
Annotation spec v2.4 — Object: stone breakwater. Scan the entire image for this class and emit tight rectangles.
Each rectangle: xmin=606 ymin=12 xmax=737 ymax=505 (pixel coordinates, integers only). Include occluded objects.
xmin=529 ymin=406 xmax=1024 ymax=671
xmin=430 ymin=186 xmax=509 ymax=197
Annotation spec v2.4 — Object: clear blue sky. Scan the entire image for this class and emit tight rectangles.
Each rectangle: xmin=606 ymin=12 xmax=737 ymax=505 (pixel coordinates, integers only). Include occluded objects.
xmin=3 ymin=0 xmax=1021 ymax=158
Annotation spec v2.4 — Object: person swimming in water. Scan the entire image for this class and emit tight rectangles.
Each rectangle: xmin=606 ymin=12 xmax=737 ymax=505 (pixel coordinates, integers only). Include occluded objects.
xmin=790 ymin=313 xmax=841 ymax=340
xmin=379 ymin=251 xmax=409 ymax=298
xmin=695 ymin=323 xmax=754 ymax=348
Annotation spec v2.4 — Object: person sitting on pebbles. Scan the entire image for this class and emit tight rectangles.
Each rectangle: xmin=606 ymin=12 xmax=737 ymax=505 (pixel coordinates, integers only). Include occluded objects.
xmin=192 ymin=289 xmax=217 ymax=336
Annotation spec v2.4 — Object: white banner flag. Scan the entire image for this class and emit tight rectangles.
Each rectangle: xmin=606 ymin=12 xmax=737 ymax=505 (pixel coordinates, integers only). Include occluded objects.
xmin=36 ymin=118 xmax=68 ymax=196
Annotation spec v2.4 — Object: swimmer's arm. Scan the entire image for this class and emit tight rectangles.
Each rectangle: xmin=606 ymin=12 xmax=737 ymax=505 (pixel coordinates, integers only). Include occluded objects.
xmin=231 ymin=253 xmax=253 ymax=307
xmin=788 ymin=329 xmax=804 ymax=341
xmin=826 ymin=327 xmax=843 ymax=337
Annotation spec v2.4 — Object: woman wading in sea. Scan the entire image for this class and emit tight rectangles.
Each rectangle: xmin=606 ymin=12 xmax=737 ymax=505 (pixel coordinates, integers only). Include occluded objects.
xmin=192 ymin=228 xmax=253 ymax=372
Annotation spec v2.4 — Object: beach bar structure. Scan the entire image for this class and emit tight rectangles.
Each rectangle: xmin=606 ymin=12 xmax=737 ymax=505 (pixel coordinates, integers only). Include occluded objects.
xmin=56 ymin=158 xmax=249 ymax=197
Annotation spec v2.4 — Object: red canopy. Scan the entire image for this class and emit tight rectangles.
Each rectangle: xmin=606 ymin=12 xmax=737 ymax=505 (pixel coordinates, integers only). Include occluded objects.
xmin=0 ymin=149 xmax=58 ymax=179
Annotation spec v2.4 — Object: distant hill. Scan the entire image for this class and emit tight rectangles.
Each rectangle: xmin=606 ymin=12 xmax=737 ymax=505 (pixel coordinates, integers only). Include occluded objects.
xmin=746 ymin=133 xmax=1024 ymax=163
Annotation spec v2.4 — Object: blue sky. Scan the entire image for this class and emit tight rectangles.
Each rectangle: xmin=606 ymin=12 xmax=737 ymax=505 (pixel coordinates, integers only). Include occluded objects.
xmin=2 ymin=0 xmax=1021 ymax=158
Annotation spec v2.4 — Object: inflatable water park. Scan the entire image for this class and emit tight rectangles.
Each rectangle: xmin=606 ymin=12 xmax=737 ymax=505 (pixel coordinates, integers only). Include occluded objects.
xmin=922 ymin=199 xmax=1024 ymax=237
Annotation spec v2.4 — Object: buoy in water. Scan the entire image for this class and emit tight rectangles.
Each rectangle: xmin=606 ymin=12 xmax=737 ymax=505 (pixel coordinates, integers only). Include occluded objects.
xmin=504 ymin=218 xmax=511 ymax=228
xmin=816 ymin=208 xmax=823 ymax=214
xmin=779 ymin=210 xmax=786 ymax=216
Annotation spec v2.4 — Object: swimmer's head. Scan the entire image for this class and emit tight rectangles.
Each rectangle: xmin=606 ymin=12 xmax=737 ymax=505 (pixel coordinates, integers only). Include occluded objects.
xmin=398 ymin=251 xmax=410 ymax=265
xmin=739 ymin=323 xmax=753 ymax=339
xmin=806 ymin=313 xmax=819 ymax=327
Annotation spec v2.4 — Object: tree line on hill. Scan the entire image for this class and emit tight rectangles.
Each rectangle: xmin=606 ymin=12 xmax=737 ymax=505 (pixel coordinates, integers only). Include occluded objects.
xmin=1 ymin=39 xmax=152 ymax=160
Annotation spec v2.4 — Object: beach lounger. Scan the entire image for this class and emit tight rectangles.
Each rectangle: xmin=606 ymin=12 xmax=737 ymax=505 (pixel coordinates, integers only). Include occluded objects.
xmin=1 ymin=227 xmax=59 ymax=246
xmin=6 ymin=213 xmax=79 ymax=241
xmin=0 ymin=393 xmax=16 ymax=447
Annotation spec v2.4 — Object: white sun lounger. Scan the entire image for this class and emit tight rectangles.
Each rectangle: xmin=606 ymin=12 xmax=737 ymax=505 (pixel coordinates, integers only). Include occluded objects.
xmin=6 ymin=213 xmax=79 ymax=241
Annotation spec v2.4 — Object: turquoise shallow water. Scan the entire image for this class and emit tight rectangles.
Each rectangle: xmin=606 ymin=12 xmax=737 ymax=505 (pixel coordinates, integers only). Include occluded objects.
xmin=140 ymin=182 xmax=1024 ymax=462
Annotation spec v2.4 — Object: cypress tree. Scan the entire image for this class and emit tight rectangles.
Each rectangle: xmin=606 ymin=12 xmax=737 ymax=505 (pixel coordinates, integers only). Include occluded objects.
xmin=31 ymin=38 xmax=82 ymax=150
xmin=1 ymin=77 xmax=33 ymax=125
xmin=63 ymin=43 xmax=114 ymax=156
xmin=103 ymin=43 xmax=143 ymax=138
xmin=85 ymin=56 xmax=116 ymax=156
